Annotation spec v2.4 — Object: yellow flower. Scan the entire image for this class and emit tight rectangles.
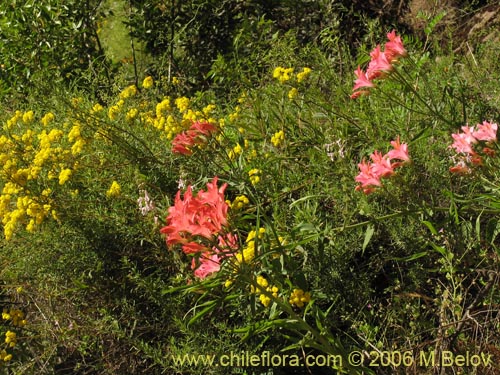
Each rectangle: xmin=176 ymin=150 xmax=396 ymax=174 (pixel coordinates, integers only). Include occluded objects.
xmin=172 ymin=76 xmax=179 ymax=85
xmin=22 ymin=110 xmax=34 ymax=124
xmin=296 ymin=67 xmax=312 ymax=83
xmin=119 ymin=85 xmax=137 ymax=99
xmin=248 ymin=168 xmax=261 ymax=185
xmin=288 ymin=87 xmax=298 ymax=100
xmin=58 ymin=169 xmax=72 ymax=185
xmin=91 ymin=103 xmax=104 ymax=113
xmin=289 ymin=288 xmax=311 ymax=308
xmin=175 ymin=97 xmax=190 ymax=113
xmin=41 ymin=112 xmax=55 ymax=126
xmin=106 ymin=181 xmax=121 ymax=197
xmin=273 ymin=67 xmax=294 ymax=83
xmin=156 ymin=98 xmax=171 ymax=118
xmin=142 ymin=76 xmax=154 ymax=89
xmin=271 ymin=130 xmax=285 ymax=147
xmin=126 ymin=108 xmax=139 ymax=122
xmin=231 ymin=195 xmax=249 ymax=210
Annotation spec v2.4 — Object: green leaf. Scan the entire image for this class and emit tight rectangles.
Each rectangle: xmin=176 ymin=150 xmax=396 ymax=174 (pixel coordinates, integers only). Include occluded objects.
xmin=362 ymin=224 xmax=375 ymax=253
xmin=422 ymin=220 xmax=438 ymax=235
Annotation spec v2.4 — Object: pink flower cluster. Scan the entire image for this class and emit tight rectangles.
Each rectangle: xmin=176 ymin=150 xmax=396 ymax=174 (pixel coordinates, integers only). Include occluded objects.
xmin=160 ymin=177 xmax=236 ymax=279
xmin=449 ymin=121 xmax=498 ymax=174
xmin=351 ymin=31 xmax=407 ymax=99
xmin=172 ymin=120 xmax=217 ymax=155
xmin=355 ymin=137 xmax=410 ymax=194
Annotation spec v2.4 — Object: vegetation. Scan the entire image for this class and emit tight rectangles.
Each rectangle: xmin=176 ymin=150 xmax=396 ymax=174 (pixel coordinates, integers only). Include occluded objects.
xmin=1 ymin=1 xmax=500 ymax=374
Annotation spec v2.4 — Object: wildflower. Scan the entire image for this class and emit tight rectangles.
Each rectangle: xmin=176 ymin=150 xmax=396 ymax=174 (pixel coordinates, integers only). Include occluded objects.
xmin=355 ymin=138 xmax=410 ymax=194
xmin=351 ymin=31 xmax=406 ymax=99
xmin=91 ymin=103 xmax=103 ymax=113
xmin=370 ymin=150 xmax=394 ymax=178
xmin=58 ymin=169 xmax=72 ymax=185
xmin=473 ymin=121 xmax=497 ymax=142
xmin=5 ymin=331 xmax=16 ymax=347
xmin=171 ymin=120 xmax=217 ymax=155
xmin=175 ymin=97 xmax=190 ymax=113
xmin=156 ymin=98 xmax=171 ymax=118
xmin=449 ymin=159 xmax=471 ymax=174
xmin=273 ymin=67 xmax=294 ymax=83
xmin=119 ymin=85 xmax=137 ymax=99
xmin=160 ymin=177 xmax=229 ymax=246
xmin=367 ymin=45 xmax=393 ymax=80
xmin=355 ymin=159 xmax=382 ymax=194
xmin=137 ymin=189 xmax=155 ymax=215
xmin=296 ymin=67 xmax=312 ymax=83
xmin=22 ymin=110 xmax=34 ymax=124
xmin=288 ymin=87 xmax=298 ymax=100
xmin=386 ymin=136 xmax=410 ymax=163
xmin=385 ymin=30 xmax=407 ymax=61
xmin=271 ymin=130 xmax=285 ymax=147
xmin=192 ymin=251 xmax=222 ymax=279
xmin=231 ymin=195 xmax=249 ymax=210
xmin=248 ymin=169 xmax=261 ymax=185
xmin=126 ymin=108 xmax=139 ymax=121
xmin=106 ymin=181 xmax=121 ymax=198
xmin=41 ymin=112 xmax=55 ymax=126
xmin=142 ymin=76 xmax=154 ymax=89
xmin=289 ymin=289 xmax=311 ymax=308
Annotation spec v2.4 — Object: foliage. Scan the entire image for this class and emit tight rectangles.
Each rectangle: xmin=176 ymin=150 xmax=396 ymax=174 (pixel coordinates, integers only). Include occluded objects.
xmin=1 ymin=2 xmax=500 ymax=375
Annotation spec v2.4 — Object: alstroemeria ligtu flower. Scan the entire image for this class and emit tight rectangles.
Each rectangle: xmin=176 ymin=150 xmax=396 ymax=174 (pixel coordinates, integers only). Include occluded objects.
xmin=172 ymin=120 xmax=217 ymax=155
xmin=355 ymin=138 xmax=410 ymax=194
xmin=386 ymin=137 xmax=410 ymax=162
xmin=352 ymin=66 xmax=374 ymax=91
xmin=160 ymin=177 xmax=229 ymax=247
xmin=473 ymin=121 xmax=498 ymax=142
xmin=370 ymin=150 xmax=394 ymax=178
xmin=367 ymin=45 xmax=393 ymax=80
xmin=351 ymin=30 xmax=406 ymax=99
xmin=192 ymin=252 xmax=222 ymax=279
xmin=384 ymin=30 xmax=407 ymax=61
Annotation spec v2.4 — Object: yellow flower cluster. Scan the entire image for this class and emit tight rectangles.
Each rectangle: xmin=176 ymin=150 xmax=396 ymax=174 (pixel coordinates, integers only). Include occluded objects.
xmin=289 ymin=289 xmax=311 ymax=308
xmin=4 ymin=331 xmax=16 ymax=348
xmin=252 ymin=275 xmax=279 ymax=307
xmin=0 ymin=350 xmax=12 ymax=362
xmin=248 ymin=168 xmax=261 ymax=185
xmin=2 ymin=309 xmax=26 ymax=327
xmin=142 ymin=76 xmax=154 ymax=89
xmin=0 ymin=110 xmax=86 ymax=239
xmin=234 ymin=227 xmax=266 ymax=264
xmin=271 ymin=130 xmax=285 ymax=147
xmin=228 ymin=195 xmax=249 ymax=210
xmin=296 ymin=67 xmax=312 ymax=83
xmin=273 ymin=67 xmax=294 ymax=83
xmin=106 ymin=181 xmax=121 ymax=198
xmin=119 ymin=85 xmax=138 ymax=99
xmin=288 ymin=88 xmax=298 ymax=100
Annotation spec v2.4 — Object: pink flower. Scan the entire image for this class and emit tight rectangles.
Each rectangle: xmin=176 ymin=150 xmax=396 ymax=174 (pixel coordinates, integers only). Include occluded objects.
xmin=352 ymin=66 xmax=374 ymax=91
xmin=355 ymin=159 xmax=382 ymax=192
xmin=160 ymin=177 xmax=229 ymax=248
xmin=450 ymin=132 xmax=475 ymax=154
xmin=473 ymin=121 xmax=497 ymax=142
xmin=192 ymin=251 xmax=222 ymax=279
xmin=370 ymin=150 xmax=394 ymax=178
xmin=172 ymin=120 xmax=217 ymax=155
xmin=191 ymin=233 xmax=239 ymax=279
xmin=367 ymin=45 xmax=393 ymax=80
xmin=384 ymin=30 xmax=407 ymax=61
xmin=386 ymin=137 xmax=410 ymax=162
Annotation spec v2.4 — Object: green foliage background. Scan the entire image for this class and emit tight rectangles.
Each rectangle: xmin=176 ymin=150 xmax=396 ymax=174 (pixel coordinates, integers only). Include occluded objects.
xmin=0 ymin=1 xmax=500 ymax=374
